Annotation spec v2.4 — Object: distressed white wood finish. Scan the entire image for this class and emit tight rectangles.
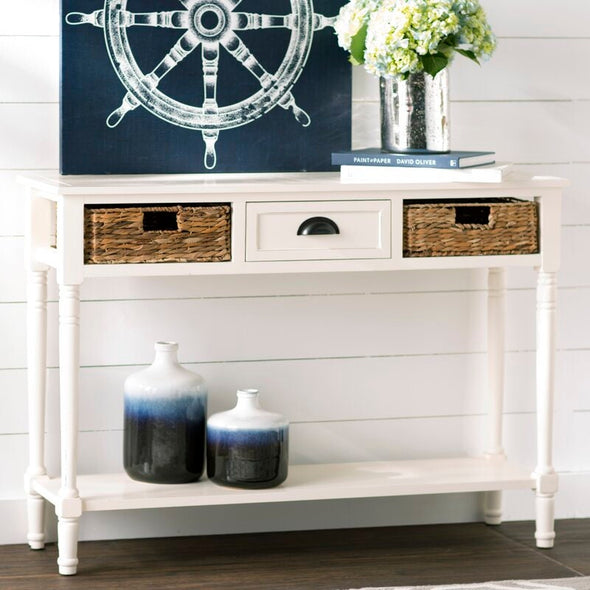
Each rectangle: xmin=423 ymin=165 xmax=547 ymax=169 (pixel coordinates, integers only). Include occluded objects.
xmin=23 ymin=190 xmax=52 ymax=550
xmin=483 ymin=268 xmax=506 ymax=525
xmin=20 ymin=172 xmax=564 ymax=574
xmin=245 ymin=200 xmax=391 ymax=261
xmin=31 ymin=458 xmax=534 ymax=512
xmin=55 ymin=284 xmax=82 ymax=574
xmin=3 ymin=0 xmax=590 ymax=552
xmin=57 ymin=516 xmax=79 ymax=576
xmin=531 ymin=189 xmax=561 ymax=549
xmin=24 ymin=271 xmax=48 ymax=550
xmin=0 ymin=222 xmax=588 ymax=305
xmin=534 ymin=271 xmax=559 ymax=548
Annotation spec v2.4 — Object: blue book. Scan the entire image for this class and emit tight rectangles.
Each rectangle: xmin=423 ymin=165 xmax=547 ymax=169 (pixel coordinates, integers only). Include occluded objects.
xmin=331 ymin=148 xmax=495 ymax=169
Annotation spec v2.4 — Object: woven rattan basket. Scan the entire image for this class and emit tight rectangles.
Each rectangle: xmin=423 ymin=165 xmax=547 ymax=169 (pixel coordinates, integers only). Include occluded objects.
xmin=84 ymin=204 xmax=231 ymax=264
xmin=403 ymin=198 xmax=539 ymax=257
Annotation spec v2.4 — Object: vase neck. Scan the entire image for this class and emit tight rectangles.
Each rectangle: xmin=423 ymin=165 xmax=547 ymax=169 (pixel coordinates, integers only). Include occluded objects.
xmin=235 ymin=389 xmax=261 ymax=412
xmin=152 ymin=341 xmax=179 ymax=368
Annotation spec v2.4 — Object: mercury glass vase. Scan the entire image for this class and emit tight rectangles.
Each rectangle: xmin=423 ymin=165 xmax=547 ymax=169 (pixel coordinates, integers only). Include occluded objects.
xmin=380 ymin=69 xmax=450 ymax=153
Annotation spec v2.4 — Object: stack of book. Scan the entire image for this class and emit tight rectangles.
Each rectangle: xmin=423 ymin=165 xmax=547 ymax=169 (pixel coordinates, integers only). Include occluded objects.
xmin=331 ymin=148 xmax=512 ymax=183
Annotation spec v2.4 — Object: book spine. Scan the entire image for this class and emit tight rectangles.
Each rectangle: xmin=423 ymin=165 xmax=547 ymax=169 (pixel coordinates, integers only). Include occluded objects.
xmin=339 ymin=165 xmax=505 ymax=183
xmin=332 ymin=153 xmax=460 ymax=168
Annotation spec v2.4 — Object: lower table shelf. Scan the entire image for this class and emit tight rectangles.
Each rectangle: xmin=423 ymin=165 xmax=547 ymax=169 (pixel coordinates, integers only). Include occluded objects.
xmin=32 ymin=457 xmax=534 ymax=513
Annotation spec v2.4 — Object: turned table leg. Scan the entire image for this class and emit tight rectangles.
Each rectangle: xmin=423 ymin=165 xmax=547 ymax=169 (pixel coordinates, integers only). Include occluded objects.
xmin=533 ymin=270 xmax=558 ymax=548
xmin=483 ymin=267 xmax=507 ymax=525
xmin=56 ymin=283 xmax=83 ymax=575
xmin=25 ymin=270 xmax=49 ymax=550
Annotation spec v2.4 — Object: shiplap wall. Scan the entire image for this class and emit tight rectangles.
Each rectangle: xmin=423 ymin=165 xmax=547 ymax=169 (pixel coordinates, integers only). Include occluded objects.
xmin=1 ymin=0 xmax=589 ymax=545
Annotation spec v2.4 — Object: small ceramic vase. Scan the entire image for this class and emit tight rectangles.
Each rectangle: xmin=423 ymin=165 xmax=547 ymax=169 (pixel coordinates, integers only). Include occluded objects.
xmin=124 ymin=341 xmax=207 ymax=484
xmin=207 ymin=389 xmax=289 ymax=489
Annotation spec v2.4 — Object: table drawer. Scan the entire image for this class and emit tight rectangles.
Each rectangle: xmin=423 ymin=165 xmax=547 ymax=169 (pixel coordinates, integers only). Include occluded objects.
xmin=246 ymin=200 xmax=390 ymax=262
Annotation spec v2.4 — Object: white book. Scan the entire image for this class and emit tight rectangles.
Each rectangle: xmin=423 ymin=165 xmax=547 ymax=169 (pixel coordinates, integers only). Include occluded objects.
xmin=340 ymin=162 xmax=513 ymax=184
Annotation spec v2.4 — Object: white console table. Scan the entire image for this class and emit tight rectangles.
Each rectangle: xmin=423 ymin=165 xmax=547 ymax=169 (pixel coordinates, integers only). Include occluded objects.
xmin=20 ymin=171 xmax=565 ymax=575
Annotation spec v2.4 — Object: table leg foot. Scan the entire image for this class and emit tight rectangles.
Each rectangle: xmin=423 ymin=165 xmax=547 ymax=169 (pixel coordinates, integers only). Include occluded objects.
xmin=57 ymin=516 xmax=79 ymax=575
xmin=26 ymin=493 xmax=46 ymax=550
xmin=535 ymin=492 xmax=556 ymax=549
xmin=483 ymin=490 xmax=502 ymax=525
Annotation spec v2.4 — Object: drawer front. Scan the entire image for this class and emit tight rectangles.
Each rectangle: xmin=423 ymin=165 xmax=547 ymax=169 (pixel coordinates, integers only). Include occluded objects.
xmin=246 ymin=200 xmax=391 ymax=261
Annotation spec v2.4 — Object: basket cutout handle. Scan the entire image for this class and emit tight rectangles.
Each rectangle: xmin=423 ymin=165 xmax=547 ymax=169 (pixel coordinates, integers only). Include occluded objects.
xmin=142 ymin=210 xmax=179 ymax=232
xmin=454 ymin=205 xmax=491 ymax=228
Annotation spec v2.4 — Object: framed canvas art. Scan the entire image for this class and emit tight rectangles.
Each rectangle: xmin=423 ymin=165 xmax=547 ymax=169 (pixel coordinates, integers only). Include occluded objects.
xmin=60 ymin=0 xmax=351 ymax=174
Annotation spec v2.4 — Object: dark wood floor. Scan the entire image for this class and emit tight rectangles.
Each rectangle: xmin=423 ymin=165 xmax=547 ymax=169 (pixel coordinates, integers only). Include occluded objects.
xmin=1 ymin=519 xmax=589 ymax=590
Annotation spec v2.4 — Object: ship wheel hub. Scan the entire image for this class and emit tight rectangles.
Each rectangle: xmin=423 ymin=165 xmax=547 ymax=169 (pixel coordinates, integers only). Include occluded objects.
xmin=191 ymin=3 xmax=228 ymax=39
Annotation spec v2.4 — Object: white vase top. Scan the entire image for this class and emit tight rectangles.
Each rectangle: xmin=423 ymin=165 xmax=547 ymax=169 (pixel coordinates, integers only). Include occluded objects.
xmin=208 ymin=388 xmax=288 ymax=430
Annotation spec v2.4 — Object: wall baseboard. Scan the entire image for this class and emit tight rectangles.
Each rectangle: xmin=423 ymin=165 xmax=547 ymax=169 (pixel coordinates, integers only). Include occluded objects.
xmin=2 ymin=471 xmax=588 ymax=546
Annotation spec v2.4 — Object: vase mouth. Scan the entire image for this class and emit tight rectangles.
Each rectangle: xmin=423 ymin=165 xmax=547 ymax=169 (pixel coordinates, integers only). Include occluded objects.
xmin=237 ymin=388 xmax=259 ymax=397
xmin=154 ymin=341 xmax=178 ymax=352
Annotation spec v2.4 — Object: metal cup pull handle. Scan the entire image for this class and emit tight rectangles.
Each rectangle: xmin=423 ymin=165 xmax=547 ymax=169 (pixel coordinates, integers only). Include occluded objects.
xmin=297 ymin=216 xmax=340 ymax=236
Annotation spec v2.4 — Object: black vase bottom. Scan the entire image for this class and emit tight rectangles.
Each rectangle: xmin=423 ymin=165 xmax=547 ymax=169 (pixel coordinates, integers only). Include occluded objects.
xmin=207 ymin=427 xmax=288 ymax=489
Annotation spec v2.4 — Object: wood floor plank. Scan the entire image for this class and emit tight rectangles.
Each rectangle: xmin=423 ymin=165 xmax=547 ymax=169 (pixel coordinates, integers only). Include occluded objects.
xmin=0 ymin=521 xmax=587 ymax=589
xmin=497 ymin=520 xmax=590 ymax=576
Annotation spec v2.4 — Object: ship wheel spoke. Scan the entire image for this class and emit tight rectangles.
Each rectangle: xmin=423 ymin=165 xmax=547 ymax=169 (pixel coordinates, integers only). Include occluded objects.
xmin=65 ymin=10 xmax=105 ymax=27
xmin=312 ymin=14 xmax=337 ymax=31
xmin=107 ymin=31 xmax=201 ymax=128
xmin=221 ymin=32 xmax=274 ymax=90
xmin=66 ymin=10 xmax=190 ymax=29
xmin=231 ymin=13 xmax=295 ymax=31
xmin=201 ymin=41 xmax=220 ymax=169
xmin=119 ymin=11 xmax=190 ymax=28
xmin=202 ymin=42 xmax=220 ymax=114
xmin=221 ymin=32 xmax=310 ymax=126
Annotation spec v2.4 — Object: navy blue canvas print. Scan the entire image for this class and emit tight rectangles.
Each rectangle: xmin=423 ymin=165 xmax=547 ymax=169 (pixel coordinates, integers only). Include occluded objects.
xmin=60 ymin=0 xmax=351 ymax=174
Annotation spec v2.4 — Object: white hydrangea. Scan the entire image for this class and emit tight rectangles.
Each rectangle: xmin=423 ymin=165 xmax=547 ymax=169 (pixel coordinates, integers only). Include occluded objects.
xmin=334 ymin=0 xmax=496 ymax=78
xmin=334 ymin=0 xmax=380 ymax=51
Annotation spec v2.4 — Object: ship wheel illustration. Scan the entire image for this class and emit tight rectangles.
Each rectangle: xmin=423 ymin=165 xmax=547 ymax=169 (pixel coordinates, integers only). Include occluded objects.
xmin=66 ymin=0 xmax=337 ymax=169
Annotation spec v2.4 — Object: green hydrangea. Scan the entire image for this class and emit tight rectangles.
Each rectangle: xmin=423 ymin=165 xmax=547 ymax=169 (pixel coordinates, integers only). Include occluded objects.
xmin=334 ymin=0 xmax=496 ymax=79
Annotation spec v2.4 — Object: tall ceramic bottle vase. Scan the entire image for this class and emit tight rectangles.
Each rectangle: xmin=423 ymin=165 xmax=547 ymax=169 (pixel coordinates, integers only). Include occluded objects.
xmin=207 ymin=388 xmax=289 ymax=489
xmin=124 ymin=341 xmax=207 ymax=484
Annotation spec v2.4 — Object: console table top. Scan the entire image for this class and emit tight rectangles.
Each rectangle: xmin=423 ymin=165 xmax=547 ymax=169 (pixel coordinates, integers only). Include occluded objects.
xmin=18 ymin=170 xmax=569 ymax=196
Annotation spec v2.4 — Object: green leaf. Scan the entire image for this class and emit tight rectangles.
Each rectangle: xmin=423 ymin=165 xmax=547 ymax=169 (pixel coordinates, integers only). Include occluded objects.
xmin=421 ymin=53 xmax=448 ymax=77
xmin=455 ymin=48 xmax=480 ymax=64
xmin=445 ymin=34 xmax=457 ymax=45
xmin=349 ymin=23 xmax=368 ymax=66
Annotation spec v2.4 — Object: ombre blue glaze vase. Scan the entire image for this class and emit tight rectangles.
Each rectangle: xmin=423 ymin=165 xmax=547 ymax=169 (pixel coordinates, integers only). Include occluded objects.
xmin=124 ymin=341 xmax=207 ymax=484
xmin=207 ymin=389 xmax=289 ymax=489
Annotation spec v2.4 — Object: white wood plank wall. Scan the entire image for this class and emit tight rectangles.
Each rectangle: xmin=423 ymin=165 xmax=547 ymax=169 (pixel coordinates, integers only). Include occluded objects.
xmin=1 ymin=0 xmax=589 ymax=544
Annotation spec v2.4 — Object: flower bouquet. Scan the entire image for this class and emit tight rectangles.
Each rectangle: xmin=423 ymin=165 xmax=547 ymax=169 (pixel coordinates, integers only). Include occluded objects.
xmin=334 ymin=0 xmax=496 ymax=79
